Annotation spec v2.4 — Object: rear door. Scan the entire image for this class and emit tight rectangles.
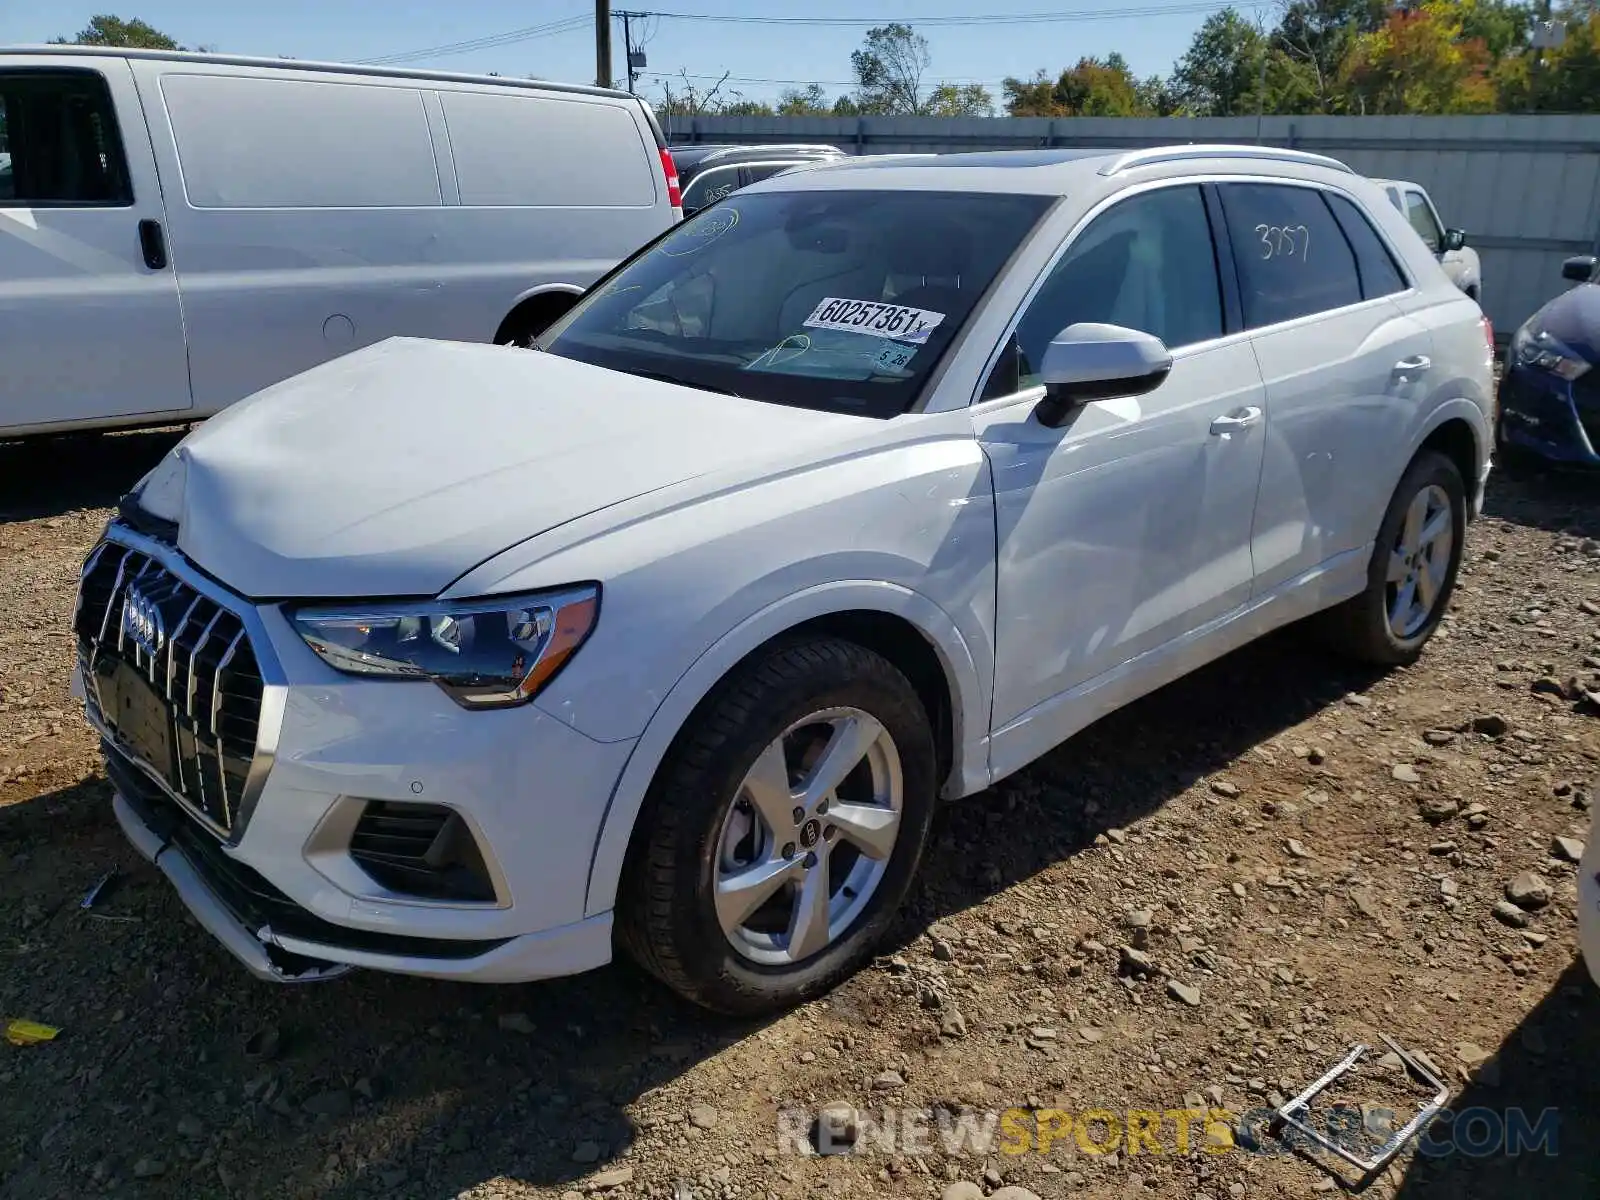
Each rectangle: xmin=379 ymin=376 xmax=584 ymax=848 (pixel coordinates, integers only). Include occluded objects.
xmin=0 ymin=57 xmax=191 ymax=431
xmin=1215 ymin=180 xmax=1432 ymax=597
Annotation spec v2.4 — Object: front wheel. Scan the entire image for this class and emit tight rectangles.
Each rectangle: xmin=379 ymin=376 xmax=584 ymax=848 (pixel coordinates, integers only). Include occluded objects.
xmin=1320 ymin=450 xmax=1466 ymax=664
xmin=617 ymin=637 xmax=937 ymax=1015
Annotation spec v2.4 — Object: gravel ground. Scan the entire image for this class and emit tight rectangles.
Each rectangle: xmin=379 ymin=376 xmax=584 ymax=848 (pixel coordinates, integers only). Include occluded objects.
xmin=2 ymin=430 xmax=1599 ymax=1200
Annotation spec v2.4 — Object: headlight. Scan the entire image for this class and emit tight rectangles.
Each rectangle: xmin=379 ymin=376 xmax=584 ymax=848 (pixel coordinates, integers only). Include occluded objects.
xmin=292 ymin=585 xmax=599 ymax=709
xmin=1512 ymin=322 xmax=1591 ymax=381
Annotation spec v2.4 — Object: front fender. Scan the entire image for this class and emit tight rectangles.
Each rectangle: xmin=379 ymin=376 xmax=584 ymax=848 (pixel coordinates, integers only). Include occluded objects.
xmin=580 ymin=579 xmax=989 ymax=917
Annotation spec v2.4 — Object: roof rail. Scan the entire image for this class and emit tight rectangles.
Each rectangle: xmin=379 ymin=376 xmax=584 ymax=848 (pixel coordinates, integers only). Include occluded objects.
xmin=1099 ymin=144 xmax=1355 ymax=177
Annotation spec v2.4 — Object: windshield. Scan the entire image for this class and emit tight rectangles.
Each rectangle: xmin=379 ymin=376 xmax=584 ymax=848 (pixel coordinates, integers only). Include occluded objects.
xmin=542 ymin=189 xmax=1054 ymax=417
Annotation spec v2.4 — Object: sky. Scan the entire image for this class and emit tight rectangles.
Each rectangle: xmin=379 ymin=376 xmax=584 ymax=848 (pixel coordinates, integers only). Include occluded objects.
xmin=2 ymin=1 xmax=1276 ymax=106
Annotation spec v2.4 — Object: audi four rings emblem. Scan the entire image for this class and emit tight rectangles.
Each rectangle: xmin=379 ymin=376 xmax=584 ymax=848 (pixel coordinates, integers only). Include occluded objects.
xmin=121 ymin=586 xmax=164 ymax=658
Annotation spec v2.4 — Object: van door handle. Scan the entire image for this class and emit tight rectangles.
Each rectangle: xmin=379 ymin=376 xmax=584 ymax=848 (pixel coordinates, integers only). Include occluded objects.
xmin=138 ymin=219 xmax=168 ymax=270
xmin=1393 ymin=355 xmax=1431 ymax=376
xmin=1209 ymin=406 xmax=1262 ymax=436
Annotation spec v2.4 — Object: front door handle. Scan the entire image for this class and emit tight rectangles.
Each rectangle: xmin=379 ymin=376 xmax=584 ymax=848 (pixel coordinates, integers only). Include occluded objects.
xmin=1393 ymin=354 xmax=1431 ymax=376
xmin=1209 ymin=406 xmax=1262 ymax=436
xmin=138 ymin=219 xmax=168 ymax=271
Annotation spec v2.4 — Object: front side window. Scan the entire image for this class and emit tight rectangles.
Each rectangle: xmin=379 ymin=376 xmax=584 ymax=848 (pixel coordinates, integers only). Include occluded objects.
xmin=0 ymin=70 xmax=130 ymax=206
xmin=985 ymin=184 xmax=1222 ymax=398
xmin=1218 ymin=183 xmax=1361 ymax=329
xmin=1404 ymin=190 xmax=1443 ymax=254
xmin=543 ymin=189 xmax=1053 ymax=417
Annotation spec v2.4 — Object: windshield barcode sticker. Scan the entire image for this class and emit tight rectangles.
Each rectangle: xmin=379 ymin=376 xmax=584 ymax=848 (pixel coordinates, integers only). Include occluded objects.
xmin=803 ymin=297 xmax=946 ymax=345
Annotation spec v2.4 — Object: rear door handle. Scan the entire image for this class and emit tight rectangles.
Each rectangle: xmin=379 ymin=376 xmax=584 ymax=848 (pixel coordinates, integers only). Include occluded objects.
xmin=1209 ymin=406 xmax=1262 ymax=436
xmin=1393 ymin=355 xmax=1431 ymax=376
xmin=138 ymin=219 xmax=168 ymax=271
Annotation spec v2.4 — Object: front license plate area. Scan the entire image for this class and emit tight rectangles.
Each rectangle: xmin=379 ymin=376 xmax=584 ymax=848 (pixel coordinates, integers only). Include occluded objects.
xmin=97 ymin=658 xmax=176 ymax=787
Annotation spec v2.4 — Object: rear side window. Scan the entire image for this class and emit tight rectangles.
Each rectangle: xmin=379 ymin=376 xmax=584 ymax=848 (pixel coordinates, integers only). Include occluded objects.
xmin=0 ymin=70 xmax=130 ymax=206
xmin=1325 ymin=193 xmax=1407 ymax=298
xmin=680 ymin=164 xmax=740 ymax=213
xmin=442 ymin=92 xmax=655 ymax=207
xmin=1403 ymin=190 xmax=1443 ymax=254
xmin=1218 ymin=183 xmax=1361 ymax=329
xmin=162 ymin=74 xmax=440 ymax=209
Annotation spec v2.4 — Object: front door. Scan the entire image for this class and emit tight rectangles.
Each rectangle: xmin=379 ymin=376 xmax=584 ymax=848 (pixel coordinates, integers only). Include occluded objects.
xmin=971 ymin=183 xmax=1267 ymax=777
xmin=0 ymin=58 xmax=191 ymax=430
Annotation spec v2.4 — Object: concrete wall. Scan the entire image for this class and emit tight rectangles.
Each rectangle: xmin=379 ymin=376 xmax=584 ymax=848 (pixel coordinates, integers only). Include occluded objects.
xmin=668 ymin=114 xmax=1600 ymax=339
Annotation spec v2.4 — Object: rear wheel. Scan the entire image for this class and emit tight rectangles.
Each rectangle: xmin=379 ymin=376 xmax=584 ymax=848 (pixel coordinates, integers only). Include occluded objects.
xmin=616 ymin=637 xmax=937 ymax=1015
xmin=1320 ymin=450 xmax=1466 ymax=664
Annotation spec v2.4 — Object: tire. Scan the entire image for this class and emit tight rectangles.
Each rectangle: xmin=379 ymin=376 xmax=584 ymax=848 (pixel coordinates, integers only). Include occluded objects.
xmin=616 ymin=636 xmax=937 ymax=1015
xmin=1320 ymin=450 xmax=1466 ymax=665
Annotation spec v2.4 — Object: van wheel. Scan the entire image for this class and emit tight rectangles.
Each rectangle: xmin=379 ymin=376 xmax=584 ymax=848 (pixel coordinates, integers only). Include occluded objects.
xmin=616 ymin=637 xmax=937 ymax=1015
xmin=494 ymin=294 xmax=579 ymax=348
xmin=1320 ymin=450 xmax=1466 ymax=665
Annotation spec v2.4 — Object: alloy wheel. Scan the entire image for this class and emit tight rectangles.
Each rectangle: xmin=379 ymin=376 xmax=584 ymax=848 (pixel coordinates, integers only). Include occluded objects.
xmin=1386 ymin=483 xmax=1454 ymax=639
xmin=712 ymin=707 xmax=903 ymax=966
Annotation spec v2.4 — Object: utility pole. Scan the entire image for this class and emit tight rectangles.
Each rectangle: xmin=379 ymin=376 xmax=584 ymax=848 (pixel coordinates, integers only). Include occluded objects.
xmin=616 ymin=10 xmax=646 ymax=94
xmin=595 ymin=0 xmax=612 ymax=89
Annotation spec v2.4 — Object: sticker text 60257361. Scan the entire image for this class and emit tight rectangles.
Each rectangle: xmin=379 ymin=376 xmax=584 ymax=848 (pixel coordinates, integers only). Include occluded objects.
xmin=803 ymin=297 xmax=946 ymax=345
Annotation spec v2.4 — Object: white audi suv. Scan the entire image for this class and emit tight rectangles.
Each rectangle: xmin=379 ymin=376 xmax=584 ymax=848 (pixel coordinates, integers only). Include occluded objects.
xmin=74 ymin=145 xmax=1496 ymax=1013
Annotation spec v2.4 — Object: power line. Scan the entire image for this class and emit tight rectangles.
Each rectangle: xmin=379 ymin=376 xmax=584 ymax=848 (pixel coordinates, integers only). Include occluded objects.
xmin=360 ymin=14 xmax=591 ymax=66
xmin=640 ymin=70 xmax=1008 ymax=88
xmin=629 ymin=2 xmax=1265 ymax=26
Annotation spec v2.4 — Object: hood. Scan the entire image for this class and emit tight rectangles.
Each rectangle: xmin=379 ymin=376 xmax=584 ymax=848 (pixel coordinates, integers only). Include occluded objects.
xmin=1530 ymin=283 xmax=1600 ymax=364
xmin=142 ymin=338 xmax=863 ymax=598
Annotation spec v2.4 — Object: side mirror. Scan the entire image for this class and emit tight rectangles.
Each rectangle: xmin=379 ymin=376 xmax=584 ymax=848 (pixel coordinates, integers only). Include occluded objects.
xmin=1443 ymin=228 xmax=1466 ymax=253
xmin=1034 ymin=323 xmax=1172 ymax=428
xmin=1563 ymin=255 xmax=1598 ymax=284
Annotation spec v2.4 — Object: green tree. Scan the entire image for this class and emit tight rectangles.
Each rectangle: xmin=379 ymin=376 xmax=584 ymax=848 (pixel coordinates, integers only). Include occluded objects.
xmin=1272 ymin=0 xmax=1386 ymax=112
xmin=850 ymin=23 xmax=930 ymax=114
xmin=1341 ymin=1 xmax=1497 ymax=113
xmin=776 ymin=84 xmax=830 ymax=116
xmin=1003 ymin=54 xmax=1151 ymax=116
xmin=50 ymin=14 xmax=182 ymax=49
xmin=1496 ymin=2 xmax=1600 ymax=111
xmin=1172 ymin=8 xmax=1270 ymax=115
xmin=926 ymin=81 xmax=995 ymax=117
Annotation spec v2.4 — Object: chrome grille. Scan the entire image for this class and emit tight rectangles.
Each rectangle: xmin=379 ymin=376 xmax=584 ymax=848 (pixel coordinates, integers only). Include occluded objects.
xmin=75 ymin=538 xmax=265 ymax=836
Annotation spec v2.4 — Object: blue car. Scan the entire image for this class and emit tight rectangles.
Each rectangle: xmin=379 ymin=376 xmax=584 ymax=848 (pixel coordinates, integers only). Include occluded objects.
xmin=1497 ymin=254 xmax=1600 ymax=467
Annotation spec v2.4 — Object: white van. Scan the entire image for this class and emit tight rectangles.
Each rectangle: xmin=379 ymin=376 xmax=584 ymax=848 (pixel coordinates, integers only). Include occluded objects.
xmin=0 ymin=47 xmax=681 ymax=437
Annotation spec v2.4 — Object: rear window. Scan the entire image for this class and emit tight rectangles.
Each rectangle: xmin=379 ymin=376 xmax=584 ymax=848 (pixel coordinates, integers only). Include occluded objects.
xmin=1325 ymin=193 xmax=1408 ymax=299
xmin=440 ymin=91 xmax=655 ymax=207
xmin=162 ymin=74 xmax=440 ymax=209
xmin=1218 ymin=182 xmax=1361 ymax=329
xmin=543 ymin=189 xmax=1053 ymax=417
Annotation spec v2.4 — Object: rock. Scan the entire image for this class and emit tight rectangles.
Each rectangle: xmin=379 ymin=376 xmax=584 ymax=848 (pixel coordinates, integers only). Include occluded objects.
xmin=1420 ymin=797 xmax=1460 ymax=824
xmin=1307 ymin=746 xmax=1327 ymax=765
xmin=1350 ymin=888 xmax=1386 ymax=923
xmin=931 ymin=938 xmax=954 ymax=962
xmin=1506 ymin=871 xmax=1552 ymax=910
xmin=571 ymin=1141 xmax=604 ymax=1164
xmin=1552 ymin=836 xmax=1585 ymax=863
xmin=1439 ymin=878 xmax=1459 ymax=898
xmin=940 ymin=1009 xmax=968 ymax=1039
xmin=941 ymin=1184 xmax=985 ymax=1200
xmin=1523 ymin=930 xmax=1549 ymax=947
xmin=1285 ymin=838 xmax=1312 ymax=859
xmin=1423 ymin=729 xmax=1457 ymax=746
xmin=1492 ymin=900 xmax=1530 ymax=928
xmin=872 ymin=1069 xmax=905 ymax=1091
xmin=497 ymin=1012 xmax=537 ymax=1035
xmin=982 ymin=1168 xmax=1003 ymax=1189
xmin=815 ymin=1101 xmax=859 ymax=1154
xmin=1531 ymin=676 xmax=1568 ymax=698
xmin=1106 ymin=827 xmax=1127 ymax=844
xmin=301 ymin=1089 xmax=352 ymax=1119
xmin=1581 ymin=599 xmax=1600 ymax=617
xmin=1078 ymin=1027 xmax=1105 ymax=1043
xmin=1231 ymin=882 xmax=1248 ymax=898
xmin=175 ymin=1115 xmax=203 ymax=1139
xmin=1391 ymin=763 xmax=1421 ymax=783
xmin=689 ymin=1104 xmax=720 ymax=1130
xmin=1125 ymin=908 xmax=1154 ymax=930
xmin=989 ymin=1189 xmax=1043 ymax=1200
xmin=1120 ymin=946 xmax=1156 ymax=975
xmin=1472 ymin=714 xmax=1510 ymax=738
xmin=243 ymin=1024 xmax=282 ymax=1062
xmin=1429 ymin=841 xmax=1457 ymax=855
xmin=1167 ymin=979 xmax=1202 ymax=1007
xmin=132 ymin=1159 xmax=165 ymax=1179
xmin=589 ymin=1166 xmax=634 ymax=1190
xmin=1211 ymin=780 xmax=1241 ymax=798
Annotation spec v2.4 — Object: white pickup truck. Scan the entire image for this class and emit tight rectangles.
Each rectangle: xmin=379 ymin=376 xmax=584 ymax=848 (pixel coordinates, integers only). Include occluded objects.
xmin=1374 ymin=178 xmax=1482 ymax=303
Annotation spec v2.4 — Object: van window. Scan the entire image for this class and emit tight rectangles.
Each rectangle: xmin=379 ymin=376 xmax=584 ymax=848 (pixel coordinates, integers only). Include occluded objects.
xmin=985 ymin=184 xmax=1222 ymax=399
xmin=161 ymin=74 xmax=440 ymax=208
xmin=1403 ymin=190 xmax=1443 ymax=254
xmin=1218 ymin=183 xmax=1361 ymax=329
xmin=441 ymin=91 xmax=655 ymax=207
xmin=1325 ymin=193 xmax=1407 ymax=299
xmin=0 ymin=71 xmax=131 ymax=206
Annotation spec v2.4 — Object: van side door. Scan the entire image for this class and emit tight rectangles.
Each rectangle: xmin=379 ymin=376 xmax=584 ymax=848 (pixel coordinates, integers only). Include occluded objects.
xmin=0 ymin=56 xmax=191 ymax=432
